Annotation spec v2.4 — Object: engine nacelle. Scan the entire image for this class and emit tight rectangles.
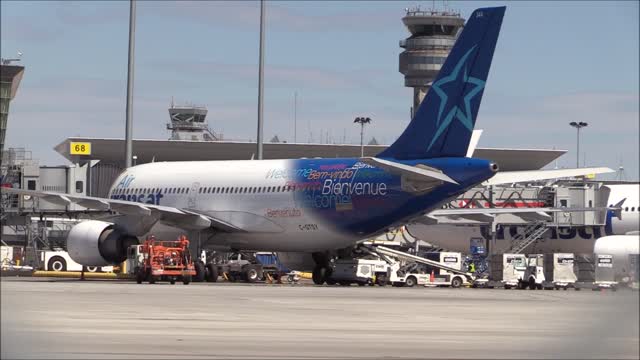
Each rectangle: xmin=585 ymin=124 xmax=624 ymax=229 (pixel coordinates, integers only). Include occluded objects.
xmin=67 ymin=220 xmax=138 ymax=266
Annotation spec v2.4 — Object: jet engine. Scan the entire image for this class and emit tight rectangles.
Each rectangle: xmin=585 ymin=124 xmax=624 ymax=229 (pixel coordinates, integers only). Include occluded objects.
xmin=66 ymin=220 xmax=138 ymax=266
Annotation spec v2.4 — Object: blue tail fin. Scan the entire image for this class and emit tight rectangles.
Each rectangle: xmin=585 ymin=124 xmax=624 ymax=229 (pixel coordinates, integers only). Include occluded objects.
xmin=378 ymin=7 xmax=506 ymax=160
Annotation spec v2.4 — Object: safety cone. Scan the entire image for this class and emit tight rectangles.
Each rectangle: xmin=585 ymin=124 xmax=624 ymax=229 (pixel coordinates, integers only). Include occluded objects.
xmin=430 ymin=270 xmax=435 ymax=283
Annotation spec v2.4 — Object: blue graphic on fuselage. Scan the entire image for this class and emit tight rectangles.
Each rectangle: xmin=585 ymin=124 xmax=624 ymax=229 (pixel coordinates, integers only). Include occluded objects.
xmin=109 ymin=174 xmax=163 ymax=205
xmin=287 ymin=157 xmax=495 ymax=237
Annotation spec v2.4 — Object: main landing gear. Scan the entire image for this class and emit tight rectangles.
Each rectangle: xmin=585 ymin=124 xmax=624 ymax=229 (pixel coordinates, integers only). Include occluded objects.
xmin=312 ymin=252 xmax=333 ymax=285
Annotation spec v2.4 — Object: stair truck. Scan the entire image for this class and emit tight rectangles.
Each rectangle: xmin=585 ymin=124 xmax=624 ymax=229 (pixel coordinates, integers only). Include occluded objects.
xmin=133 ymin=235 xmax=196 ymax=285
xmin=574 ymin=254 xmax=618 ymax=291
xmin=474 ymin=253 xmax=527 ymax=289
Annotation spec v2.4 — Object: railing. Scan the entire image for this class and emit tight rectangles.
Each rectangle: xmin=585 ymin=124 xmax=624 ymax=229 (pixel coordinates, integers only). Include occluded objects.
xmin=508 ymin=222 xmax=549 ymax=254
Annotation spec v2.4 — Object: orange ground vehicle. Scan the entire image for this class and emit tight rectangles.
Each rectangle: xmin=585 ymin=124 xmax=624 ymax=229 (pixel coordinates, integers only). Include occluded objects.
xmin=135 ymin=235 xmax=196 ymax=285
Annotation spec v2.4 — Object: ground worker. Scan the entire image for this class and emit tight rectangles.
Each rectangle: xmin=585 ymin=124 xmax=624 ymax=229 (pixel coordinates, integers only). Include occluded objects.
xmin=468 ymin=262 xmax=476 ymax=273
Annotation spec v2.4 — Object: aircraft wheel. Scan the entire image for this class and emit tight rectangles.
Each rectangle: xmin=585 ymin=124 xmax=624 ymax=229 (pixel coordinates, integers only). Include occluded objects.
xmin=312 ymin=266 xmax=327 ymax=285
xmin=206 ymin=263 xmax=218 ymax=282
xmin=48 ymin=256 xmax=67 ymax=272
xmin=194 ymin=261 xmax=205 ymax=282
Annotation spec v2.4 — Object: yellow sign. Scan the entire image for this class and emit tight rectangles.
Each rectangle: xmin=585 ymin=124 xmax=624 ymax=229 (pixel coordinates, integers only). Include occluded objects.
xmin=70 ymin=142 xmax=91 ymax=155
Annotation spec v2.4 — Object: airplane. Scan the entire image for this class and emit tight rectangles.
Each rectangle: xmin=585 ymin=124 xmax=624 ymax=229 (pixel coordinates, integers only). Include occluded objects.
xmin=2 ymin=6 xmax=613 ymax=284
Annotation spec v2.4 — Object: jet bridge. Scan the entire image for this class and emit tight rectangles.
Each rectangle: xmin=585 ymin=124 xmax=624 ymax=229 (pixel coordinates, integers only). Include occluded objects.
xmin=438 ymin=181 xmax=611 ymax=227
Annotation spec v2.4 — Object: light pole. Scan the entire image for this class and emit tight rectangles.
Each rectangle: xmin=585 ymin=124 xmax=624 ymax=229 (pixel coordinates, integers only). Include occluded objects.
xmin=354 ymin=117 xmax=371 ymax=157
xmin=125 ymin=0 xmax=136 ymax=168
xmin=569 ymin=121 xmax=588 ymax=168
xmin=256 ymin=0 xmax=266 ymax=160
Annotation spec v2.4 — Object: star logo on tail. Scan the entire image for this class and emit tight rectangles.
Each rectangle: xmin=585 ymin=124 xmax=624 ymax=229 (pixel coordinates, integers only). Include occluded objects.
xmin=427 ymin=45 xmax=486 ymax=152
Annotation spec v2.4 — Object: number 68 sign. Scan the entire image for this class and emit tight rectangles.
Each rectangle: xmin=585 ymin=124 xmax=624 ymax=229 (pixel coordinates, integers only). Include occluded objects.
xmin=69 ymin=142 xmax=91 ymax=155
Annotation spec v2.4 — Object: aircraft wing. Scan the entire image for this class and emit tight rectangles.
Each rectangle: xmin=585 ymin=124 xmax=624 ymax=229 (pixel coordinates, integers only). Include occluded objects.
xmin=422 ymin=206 xmax=615 ymax=225
xmin=0 ymin=188 xmax=272 ymax=233
xmin=483 ymin=167 xmax=614 ymax=186
xmin=359 ymin=157 xmax=458 ymax=194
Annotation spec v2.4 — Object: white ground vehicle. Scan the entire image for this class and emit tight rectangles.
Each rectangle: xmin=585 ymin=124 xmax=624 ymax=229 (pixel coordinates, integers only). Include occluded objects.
xmin=475 ymin=254 xmax=527 ymax=289
xmin=331 ymin=258 xmax=390 ymax=286
xmin=521 ymin=253 xmax=577 ymax=290
xmin=41 ymin=250 xmax=113 ymax=272
xmin=521 ymin=254 xmax=545 ymax=290
xmin=375 ymin=247 xmax=473 ymax=288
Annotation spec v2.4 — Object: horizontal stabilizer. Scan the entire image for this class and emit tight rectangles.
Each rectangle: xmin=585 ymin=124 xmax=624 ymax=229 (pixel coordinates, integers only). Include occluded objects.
xmin=360 ymin=157 xmax=457 ymax=194
xmin=360 ymin=157 xmax=458 ymax=184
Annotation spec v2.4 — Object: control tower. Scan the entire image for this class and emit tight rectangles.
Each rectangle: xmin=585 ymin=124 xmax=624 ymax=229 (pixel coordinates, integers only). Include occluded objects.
xmin=0 ymin=58 xmax=25 ymax=160
xmin=166 ymin=102 xmax=221 ymax=141
xmin=399 ymin=5 xmax=465 ymax=117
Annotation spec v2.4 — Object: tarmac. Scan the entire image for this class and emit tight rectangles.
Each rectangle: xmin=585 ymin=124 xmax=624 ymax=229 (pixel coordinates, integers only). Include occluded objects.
xmin=1 ymin=278 xmax=638 ymax=359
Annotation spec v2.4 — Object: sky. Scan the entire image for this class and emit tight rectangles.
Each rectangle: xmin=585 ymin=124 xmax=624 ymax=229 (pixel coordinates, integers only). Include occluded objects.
xmin=1 ymin=0 xmax=638 ymax=180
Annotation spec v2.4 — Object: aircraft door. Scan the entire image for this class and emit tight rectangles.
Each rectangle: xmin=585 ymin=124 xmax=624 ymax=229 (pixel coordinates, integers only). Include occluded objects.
xmin=188 ymin=182 xmax=200 ymax=209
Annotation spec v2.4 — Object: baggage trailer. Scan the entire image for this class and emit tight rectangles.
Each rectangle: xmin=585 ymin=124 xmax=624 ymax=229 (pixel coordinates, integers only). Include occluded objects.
xmin=574 ymin=254 xmax=618 ymax=291
xmin=134 ymin=235 xmax=196 ymax=285
xmin=475 ymin=254 xmax=527 ymax=289
xmin=542 ymin=253 xmax=577 ymax=290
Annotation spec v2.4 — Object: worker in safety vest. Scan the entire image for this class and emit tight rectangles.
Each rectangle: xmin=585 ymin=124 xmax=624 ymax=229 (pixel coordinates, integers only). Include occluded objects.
xmin=468 ymin=262 xmax=476 ymax=273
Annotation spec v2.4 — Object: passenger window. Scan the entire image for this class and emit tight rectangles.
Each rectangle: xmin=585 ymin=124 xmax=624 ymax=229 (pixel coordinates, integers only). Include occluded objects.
xmin=625 ymin=207 xmax=629 ymax=212
xmin=632 ymin=207 xmax=635 ymax=212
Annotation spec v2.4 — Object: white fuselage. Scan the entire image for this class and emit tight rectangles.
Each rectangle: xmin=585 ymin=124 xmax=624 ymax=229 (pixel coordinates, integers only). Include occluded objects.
xmin=108 ymin=160 xmax=354 ymax=251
